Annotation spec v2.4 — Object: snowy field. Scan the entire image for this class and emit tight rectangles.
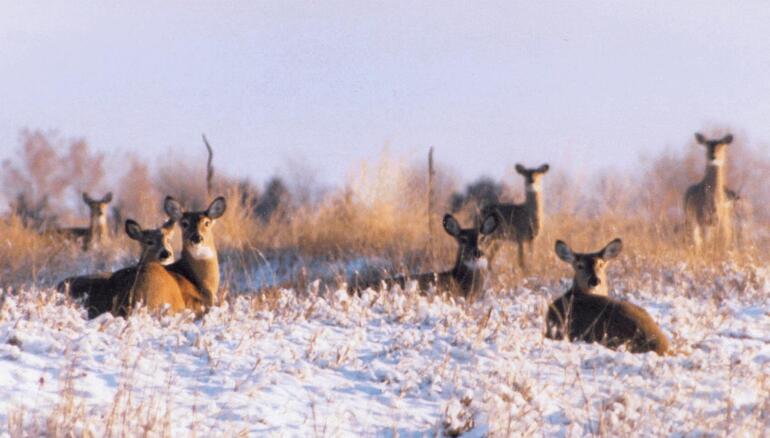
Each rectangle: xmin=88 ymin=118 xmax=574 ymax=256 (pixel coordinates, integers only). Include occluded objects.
xmin=1 ymin=262 xmax=769 ymax=437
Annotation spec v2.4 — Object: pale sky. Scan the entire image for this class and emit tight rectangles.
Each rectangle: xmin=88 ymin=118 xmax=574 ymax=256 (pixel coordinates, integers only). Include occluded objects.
xmin=1 ymin=1 xmax=769 ymax=186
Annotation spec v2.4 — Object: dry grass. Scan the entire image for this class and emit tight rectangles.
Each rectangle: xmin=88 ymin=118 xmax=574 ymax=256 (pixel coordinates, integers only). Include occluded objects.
xmin=0 ymin=129 xmax=768 ymax=296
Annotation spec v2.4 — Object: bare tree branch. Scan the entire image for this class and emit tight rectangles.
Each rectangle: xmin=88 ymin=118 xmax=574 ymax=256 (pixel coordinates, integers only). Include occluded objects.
xmin=202 ymin=134 xmax=214 ymax=197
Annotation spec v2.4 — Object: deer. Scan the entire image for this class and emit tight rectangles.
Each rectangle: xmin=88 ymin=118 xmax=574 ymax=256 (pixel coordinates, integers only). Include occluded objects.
xmin=684 ymin=133 xmax=737 ymax=250
xmin=480 ymin=163 xmax=549 ymax=270
xmin=60 ymin=216 xmax=179 ymax=318
xmin=159 ymin=196 xmax=226 ymax=309
xmin=106 ymin=196 xmax=226 ymax=317
xmin=350 ymin=213 xmax=498 ymax=300
xmin=544 ymin=238 xmax=669 ymax=355
xmin=53 ymin=192 xmax=113 ymax=251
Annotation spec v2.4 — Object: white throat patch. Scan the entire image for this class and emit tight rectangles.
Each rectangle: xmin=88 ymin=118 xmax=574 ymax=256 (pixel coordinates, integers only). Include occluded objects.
xmin=526 ymin=182 xmax=542 ymax=193
xmin=464 ymin=257 xmax=488 ymax=270
xmin=188 ymin=244 xmax=216 ymax=260
xmin=709 ymin=159 xmax=724 ymax=167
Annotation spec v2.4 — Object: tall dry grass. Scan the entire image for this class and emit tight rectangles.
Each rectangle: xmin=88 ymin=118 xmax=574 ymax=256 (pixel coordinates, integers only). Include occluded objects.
xmin=0 ymin=129 xmax=767 ymax=293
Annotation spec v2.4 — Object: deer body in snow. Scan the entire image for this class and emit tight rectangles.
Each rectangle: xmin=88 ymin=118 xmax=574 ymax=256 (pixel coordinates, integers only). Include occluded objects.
xmin=545 ymin=239 xmax=669 ymax=355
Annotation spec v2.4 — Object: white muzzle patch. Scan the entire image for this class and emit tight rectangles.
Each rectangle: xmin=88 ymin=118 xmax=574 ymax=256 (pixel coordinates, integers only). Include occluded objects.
xmin=709 ymin=159 xmax=724 ymax=167
xmin=189 ymin=244 xmax=216 ymax=260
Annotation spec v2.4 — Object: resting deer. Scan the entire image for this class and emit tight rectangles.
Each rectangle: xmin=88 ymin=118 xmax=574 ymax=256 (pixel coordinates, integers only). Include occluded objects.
xmin=161 ymin=196 xmax=226 ymax=310
xmin=60 ymin=217 xmax=178 ymax=318
xmin=54 ymin=192 xmax=113 ymax=250
xmin=544 ymin=239 xmax=669 ymax=355
xmin=480 ymin=163 xmax=549 ymax=270
xmin=684 ymin=133 xmax=737 ymax=250
xmin=110 ymin=196 xmax=226 ymax=317
xmin=351 ymin=213 xmax=498 ymax=299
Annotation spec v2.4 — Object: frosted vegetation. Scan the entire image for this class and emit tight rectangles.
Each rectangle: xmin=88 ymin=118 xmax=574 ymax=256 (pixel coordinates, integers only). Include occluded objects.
xmin=0 ymin=130 xmax=768 ymax=436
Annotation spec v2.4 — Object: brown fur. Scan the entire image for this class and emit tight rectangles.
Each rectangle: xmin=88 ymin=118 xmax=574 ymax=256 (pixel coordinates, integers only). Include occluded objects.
xmin=545 ymin=239 xmax=670 ymax=355
xmin=350 ymin=213 xmax=498 ymax=300
xmin=684 ymin=133 xmax=735 ymax=250
xmin=480 ymin=164 xmax=548 ymax=269
xmin=163 ymin=196 xmax=227 ymax=312
xmin=50 ymin=192 xmax=113 ymax=251
xmin=59 ymin=217 xmax=178 ymax=318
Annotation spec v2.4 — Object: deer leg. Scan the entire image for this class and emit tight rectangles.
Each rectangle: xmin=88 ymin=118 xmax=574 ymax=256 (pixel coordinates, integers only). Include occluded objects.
xmin=517 ymin=242 xmax=526 ymax=271
xmin=691 ymin=223 xmax=702 ymax=252
xmin=484 ymin=239 xmax=502 ymax=265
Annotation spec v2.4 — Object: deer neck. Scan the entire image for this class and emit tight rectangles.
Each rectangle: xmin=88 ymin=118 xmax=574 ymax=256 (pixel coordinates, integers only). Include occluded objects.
xmin=90 ymin=213 xmax=108 ymax=239
xmin=452 ymin=255 xmax=487 ymax=294
xmin=703 ymin=162 xmax=725 ymax=201
xmin=179 ymin=245 xmax=220 ymax=306
xmin=525 ymin=183 xmax=543 ymax=230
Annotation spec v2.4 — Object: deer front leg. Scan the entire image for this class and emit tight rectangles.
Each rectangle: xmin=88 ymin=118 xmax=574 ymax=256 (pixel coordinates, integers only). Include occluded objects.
xmin=517 ymin=241 xmax=526 ymax=271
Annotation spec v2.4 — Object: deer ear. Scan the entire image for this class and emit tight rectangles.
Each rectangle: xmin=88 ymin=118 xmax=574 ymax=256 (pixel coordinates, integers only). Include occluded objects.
xmin=555 ymin=240 xmax=574 ymax=263
xmin=125 ymin=219 xmax=143 ymax=241
xmin=164 ymin=196 xmax=183 ymax=221
xmin=102 ymin=192 xmax=113 ymax=203
xmin=515 ymin=164 xmax=526 ymax=175
xmin=600 ymin=238 xmax=623 ymax=259
xmin=479 ymin=213 xmax=498 ymax=235
xmin=161 ymin=218 xmax=176 ymax=235
xmin=538 ymin=164 xmax=550 ymax=173
xmin=83 ymin=192 xmax=93 ymax=204
xmin=443 ymin=214 xmax=461 ymax=237
xmin=694 ymin=133 xmax=706 ymax=145
xmin=206 ymin=196 xmax=227 ymax=219
xmin=721 ymin=134 xmax=733 ymax=144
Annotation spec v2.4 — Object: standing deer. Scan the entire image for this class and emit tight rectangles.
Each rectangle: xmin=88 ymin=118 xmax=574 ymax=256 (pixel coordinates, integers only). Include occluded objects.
xmin=351 ymin=213 xmax=498 ymax=300
xmin=53 ymin=192 xmax=113 ymax=250
xmin=480 ymin=163 xmax=549 ymax=270
xmin=684 ymin=133 xmax=736 ymax=250
xmin=60 ymin=217 xmax=179 ymax=318
xmin=545 ymin=239 xmax=669 ymax=355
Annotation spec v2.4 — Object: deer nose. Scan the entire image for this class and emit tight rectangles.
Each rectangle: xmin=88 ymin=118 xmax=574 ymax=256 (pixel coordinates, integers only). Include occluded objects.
xmin=191 ymin=234 xmax=203 ymax=244
xmin=588 ymin=277 xmax=600 ymax=287
xmin=159 ymin=249 xmax=170 ymax=260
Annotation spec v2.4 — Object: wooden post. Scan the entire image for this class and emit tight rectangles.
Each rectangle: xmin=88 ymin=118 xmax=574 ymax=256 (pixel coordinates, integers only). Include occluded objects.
xmin=428 ymin=147 xmax=436 ymax=269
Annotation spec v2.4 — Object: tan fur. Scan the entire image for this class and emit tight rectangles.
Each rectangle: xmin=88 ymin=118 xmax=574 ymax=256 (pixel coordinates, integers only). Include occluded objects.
xmin=51 ymin=192 xmax=113 ymax=251
xmin=163 ymin=196 xmax=227 ymax=312
xmin=109 ymin=196 xmax=226 ymax=318
xmin=59 ymin=217 xmax=178 ymax=318
xmin=684 ymin=133 xmax=734 ymax=250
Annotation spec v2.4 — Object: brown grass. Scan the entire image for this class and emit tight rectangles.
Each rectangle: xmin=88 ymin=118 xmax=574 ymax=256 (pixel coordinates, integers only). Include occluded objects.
xmin=0 ymin=129 xmax=768 ymax=292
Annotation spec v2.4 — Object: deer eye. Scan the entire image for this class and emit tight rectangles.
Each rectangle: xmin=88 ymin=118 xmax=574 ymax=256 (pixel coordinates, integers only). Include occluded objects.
xmin=146 ymin=240 xmax=154 ymax=245
xmin=203 ymin=218 xmax=211 ymax=227
xmin=181 ymin=220 xmax=190 ymax=228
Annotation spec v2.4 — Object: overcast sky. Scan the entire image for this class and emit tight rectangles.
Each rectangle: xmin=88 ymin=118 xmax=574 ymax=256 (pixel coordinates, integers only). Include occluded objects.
xmin=1 ymin=1 xmax=769 ymax=187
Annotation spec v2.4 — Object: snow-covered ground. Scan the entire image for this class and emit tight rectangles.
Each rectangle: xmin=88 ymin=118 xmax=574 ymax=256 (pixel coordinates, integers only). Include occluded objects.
xmin=1 ymin=262 xmax=768 ymax=437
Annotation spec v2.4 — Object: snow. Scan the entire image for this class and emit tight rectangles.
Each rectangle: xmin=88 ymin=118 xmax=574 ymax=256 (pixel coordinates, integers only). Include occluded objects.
xmin=0 ymin=262 xmax=769 ymax=436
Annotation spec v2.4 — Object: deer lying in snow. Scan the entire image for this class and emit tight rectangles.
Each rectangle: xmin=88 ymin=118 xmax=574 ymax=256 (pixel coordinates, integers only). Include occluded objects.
xmin=350 ymin=213 xmax=498 ymax=300
xmin=59 ymin=216 xmax=178 ymax=318
xmin=545 ymin=238 xmax=669 ymax=355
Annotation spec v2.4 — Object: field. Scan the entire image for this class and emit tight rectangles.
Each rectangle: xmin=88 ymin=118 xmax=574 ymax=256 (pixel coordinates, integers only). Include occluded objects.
xmin=0 ymin=131 xmax=769 ymax=436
